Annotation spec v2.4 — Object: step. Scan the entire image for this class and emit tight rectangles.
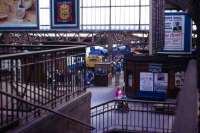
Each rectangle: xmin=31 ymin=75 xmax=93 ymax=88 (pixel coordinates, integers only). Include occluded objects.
xmin=0 ymin=118 xmax=19 ymax=133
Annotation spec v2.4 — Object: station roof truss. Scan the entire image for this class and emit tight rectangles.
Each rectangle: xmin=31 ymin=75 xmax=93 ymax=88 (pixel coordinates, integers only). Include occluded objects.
xmin=1 ymin=31 xmax=149 ymax=49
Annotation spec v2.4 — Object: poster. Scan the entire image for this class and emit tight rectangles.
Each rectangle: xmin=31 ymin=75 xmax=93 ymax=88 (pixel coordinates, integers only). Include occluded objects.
xmin=154 ymin=73 xmax=168 ymax=92
xmin=0 ymin=0 xmax=39 ymax=30
xmin=128 ymin=74 xmax=132 ymax=87
xmin=57 ymin=2 xmax=72 ymax=22
xmin=140 ymin=72 xmax=153 ymax=91
xmin=175 ymin=71 xmax=184 ymax=88
xmin=51 ymin=0 xmax=79 ymax=29
xmin=164 ymin=15 xmax=185 ymax=51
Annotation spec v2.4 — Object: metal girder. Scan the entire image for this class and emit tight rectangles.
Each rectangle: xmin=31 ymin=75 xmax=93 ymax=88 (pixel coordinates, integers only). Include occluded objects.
xmin=165 ymin=0 xmax=190 ymax=10
xmin=165 ymin=0 xmax=200 ymax=19
xmin=165 ymin=0 xmax=182 ymax=10
xmin=1 ymin=31 xmax=149 ymax=48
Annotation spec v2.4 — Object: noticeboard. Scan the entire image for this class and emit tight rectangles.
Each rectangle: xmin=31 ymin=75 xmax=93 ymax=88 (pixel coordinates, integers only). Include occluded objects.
xmin=140 ymin=72 xmax=154 ymax=92
xmin=162 ymin=12 xmax=192 ymax=54
xmin=51 ymin=0 xmax=79 ymax=30
xmin=0 ymin=0 xmax=39 ymax=30
xmin=140 ymin=72 xmax=168 ymax=93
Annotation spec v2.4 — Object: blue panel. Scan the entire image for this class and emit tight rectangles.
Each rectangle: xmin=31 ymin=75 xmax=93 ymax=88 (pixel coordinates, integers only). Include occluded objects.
xmin=136 ymin=91 xmax=167 ymax=101
xmin=184 ymin=15 xmax=192 ymax=52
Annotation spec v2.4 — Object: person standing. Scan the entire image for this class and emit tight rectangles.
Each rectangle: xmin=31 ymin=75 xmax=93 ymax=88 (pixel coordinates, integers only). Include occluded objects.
xmin=115 ymin=62 xmax=121 ymax=86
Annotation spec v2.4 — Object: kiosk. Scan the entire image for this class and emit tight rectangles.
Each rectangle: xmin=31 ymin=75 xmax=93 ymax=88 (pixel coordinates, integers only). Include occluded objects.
xmin=124 ymin=55 xmax=191 ymax=100
xmin=94 ymin=62 xmax=112 ymax=86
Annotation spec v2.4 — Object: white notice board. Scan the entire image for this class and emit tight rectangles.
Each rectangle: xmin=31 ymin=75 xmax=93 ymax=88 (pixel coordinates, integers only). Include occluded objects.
xmin=164 ymin=15 xmax=185 ymax=51
xmin=140 ymin=72 xmax=153 ymax=91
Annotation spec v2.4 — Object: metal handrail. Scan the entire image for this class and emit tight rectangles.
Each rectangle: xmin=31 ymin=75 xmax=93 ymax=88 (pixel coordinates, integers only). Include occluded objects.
xmin=0 ymin=90 xmax=95 ymax=130
xmin=91 ymin=99 xmax=176 ymax=133
xmin=0 ymin=45 xmax=86 ymax=59
xmin=0 ymin=44 xmax=77 ymax=48
xmin=91 ymin=99 xmax=176 ymax=110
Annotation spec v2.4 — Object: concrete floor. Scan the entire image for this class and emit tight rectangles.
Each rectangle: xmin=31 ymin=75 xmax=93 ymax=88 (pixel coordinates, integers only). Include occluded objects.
xmin=87 ymin=86 xmax=115 ymax=107
xmin=87 ymin=73 xmax=124 ymax=107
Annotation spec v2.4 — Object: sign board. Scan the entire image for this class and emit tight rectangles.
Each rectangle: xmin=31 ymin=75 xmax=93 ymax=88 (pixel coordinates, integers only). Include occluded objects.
xmin=128 ymin=74 xmax=133 ymax=87
xmin=154 ymin=73 xmax=168 ymax=92
xmin=149 ymin=64 xmax=162 ymax=73
xmin=162 ymin=12 xmax=192 ymax=54
xmin=0 ymin=0 xmax=39 ymax=30
xmin=51 ymin=0 xmax=79 ymax=29
xmin=175 ymin=71 xmax=184 ymax=88
xmin=140 ymin=72 xmax=168 ymax=93
xmin=140 ymin=72 xmax=154 ymax=91
xmin=165 ymin=15 xmax=185 ymax=51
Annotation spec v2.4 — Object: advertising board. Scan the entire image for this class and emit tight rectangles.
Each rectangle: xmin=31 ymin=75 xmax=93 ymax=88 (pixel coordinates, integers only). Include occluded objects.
xmin=51 ymin=0 xmax=79 ymax=29
xmin=0 ymin=0 xmax=39 ymax=30
xmin=162 ymin=12 xmax=192 ymax=54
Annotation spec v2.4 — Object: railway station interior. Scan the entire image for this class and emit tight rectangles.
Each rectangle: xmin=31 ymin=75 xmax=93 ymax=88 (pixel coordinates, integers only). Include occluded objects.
xmin=0 ymin=0 xmax=199 ymax=133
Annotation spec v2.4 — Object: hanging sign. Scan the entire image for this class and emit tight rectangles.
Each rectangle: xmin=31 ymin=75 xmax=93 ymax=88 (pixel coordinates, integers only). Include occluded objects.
xmin=162 ymin=12 xmax=192 ymax=54
xmin=51 ymin=0 xmax=79 ymax=29
xmin=165 ymin=15 xmax=185 ymax=51
xmin=149 ymin=63 xmax=162 ymax=73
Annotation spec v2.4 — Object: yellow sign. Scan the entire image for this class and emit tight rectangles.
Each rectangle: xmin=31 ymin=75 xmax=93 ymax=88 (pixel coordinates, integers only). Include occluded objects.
xmin=86 ymin=56 xmax=102 ymax=68
xmin=59 ymin=4 xmax=70 ymax=20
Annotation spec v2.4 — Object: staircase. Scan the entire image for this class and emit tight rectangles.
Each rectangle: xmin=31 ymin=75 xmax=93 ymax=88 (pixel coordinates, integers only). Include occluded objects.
xmin=0 ymin=90 xmax=94 ymax=133
xmin=90 ymin=99 xmax=176 ymax=133
xmin=0 ymin=45 xmax=91 ymax=132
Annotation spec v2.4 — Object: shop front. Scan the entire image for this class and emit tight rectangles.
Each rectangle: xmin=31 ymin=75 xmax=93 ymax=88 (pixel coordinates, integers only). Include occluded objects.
xmin=124 ymin=55 xmax=191 ymax=100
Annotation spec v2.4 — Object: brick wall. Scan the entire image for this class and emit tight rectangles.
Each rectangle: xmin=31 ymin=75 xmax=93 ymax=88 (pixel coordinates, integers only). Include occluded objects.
xmin=151 ymin=0 xmax=165 ymax=54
